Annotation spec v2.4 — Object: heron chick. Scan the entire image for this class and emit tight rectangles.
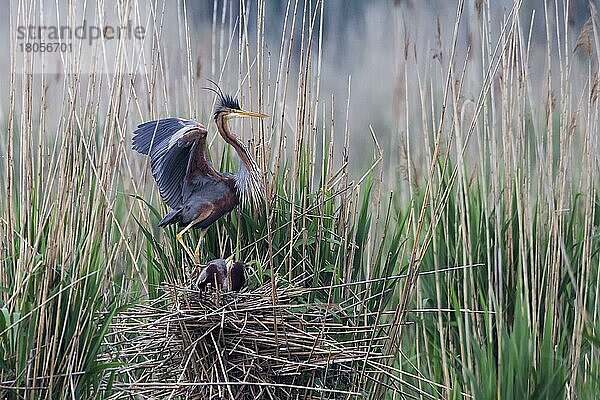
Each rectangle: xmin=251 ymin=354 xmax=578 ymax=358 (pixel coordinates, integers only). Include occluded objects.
xmin=196 ymin=259 xmax=246 ymax=292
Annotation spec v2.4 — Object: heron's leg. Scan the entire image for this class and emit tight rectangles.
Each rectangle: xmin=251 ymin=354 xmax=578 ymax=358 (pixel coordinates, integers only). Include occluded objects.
xmin=193 ymin=230 xmax=207 ymax=263
xmin=176 ymin=219 xmax=202 ymax=263
xmin=176 ymin=209 xmax=212 ymax=264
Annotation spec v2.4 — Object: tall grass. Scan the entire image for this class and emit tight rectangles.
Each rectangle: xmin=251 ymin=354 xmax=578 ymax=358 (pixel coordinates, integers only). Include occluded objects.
xmin=1 ymin=0 xmax=599 ymax=399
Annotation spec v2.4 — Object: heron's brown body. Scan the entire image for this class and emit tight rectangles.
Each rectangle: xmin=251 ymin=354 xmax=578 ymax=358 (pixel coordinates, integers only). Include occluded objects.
xmin=159 ymin=130 xmax=240 ymax=229
xmin=133 ymin=118 xmax=239 ymax=230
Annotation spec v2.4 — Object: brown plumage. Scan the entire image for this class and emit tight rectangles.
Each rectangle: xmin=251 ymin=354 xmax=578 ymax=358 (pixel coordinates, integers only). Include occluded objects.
xmin=196 ymin=259 xmax=246 ymax=292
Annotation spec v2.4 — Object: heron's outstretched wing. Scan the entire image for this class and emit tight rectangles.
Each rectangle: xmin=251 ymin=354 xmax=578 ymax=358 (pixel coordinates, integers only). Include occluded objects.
xmin=132 ymin=118 xmax=195 ymax=155
xmin=132 ymin=118 xmax=210 ymax=209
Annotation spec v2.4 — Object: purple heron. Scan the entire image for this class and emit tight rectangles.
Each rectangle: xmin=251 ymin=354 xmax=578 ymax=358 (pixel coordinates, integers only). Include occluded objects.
xmin=132 ymin=87 xmax=268 ymax=263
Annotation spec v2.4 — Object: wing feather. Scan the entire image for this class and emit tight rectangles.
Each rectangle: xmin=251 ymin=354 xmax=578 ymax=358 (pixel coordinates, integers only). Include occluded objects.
xmin=132 ymin=118 xmax=207 ymax=209
xmin=132 ymin=118 xmax=193 ymax=155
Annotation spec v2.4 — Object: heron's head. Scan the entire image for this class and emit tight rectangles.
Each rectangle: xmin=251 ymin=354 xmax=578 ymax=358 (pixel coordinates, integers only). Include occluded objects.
xmin=205 ymin=261 xmax=223 ymax=280
xmin=214 ymin=94 xmax=269 ymax=121
xmin=204 ymin=80 xmax=269 ymax=121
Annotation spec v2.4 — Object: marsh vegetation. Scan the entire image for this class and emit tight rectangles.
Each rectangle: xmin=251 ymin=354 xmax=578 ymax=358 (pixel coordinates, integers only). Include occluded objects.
xmin=1 ymin=0 xmax=599 ymax=398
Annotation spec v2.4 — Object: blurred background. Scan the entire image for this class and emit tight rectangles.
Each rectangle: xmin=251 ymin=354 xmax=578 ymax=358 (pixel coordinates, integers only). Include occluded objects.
xmin=1 ymin=0 xmax=593 ymax=186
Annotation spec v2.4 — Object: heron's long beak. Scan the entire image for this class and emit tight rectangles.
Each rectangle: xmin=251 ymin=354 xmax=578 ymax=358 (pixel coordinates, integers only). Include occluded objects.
xmin=232 ymin=109 xmax=270 ymax=119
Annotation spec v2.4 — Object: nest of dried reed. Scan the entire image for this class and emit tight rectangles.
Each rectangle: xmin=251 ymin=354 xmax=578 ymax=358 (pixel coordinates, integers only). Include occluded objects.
xmin=101 ymin=278 xmax=401 ymax=399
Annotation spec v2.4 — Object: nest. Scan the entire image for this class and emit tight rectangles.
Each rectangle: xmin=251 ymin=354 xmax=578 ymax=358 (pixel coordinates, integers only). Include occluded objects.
xmin=101 ymin=278 xmax=403 ymax=399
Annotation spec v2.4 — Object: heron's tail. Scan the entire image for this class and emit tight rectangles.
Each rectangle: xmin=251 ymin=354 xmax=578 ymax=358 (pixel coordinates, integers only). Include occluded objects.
xmin=132 ymin=118 xmax=193 ymax=155
xmin=158 ymin=208 xmax=182 ymax=227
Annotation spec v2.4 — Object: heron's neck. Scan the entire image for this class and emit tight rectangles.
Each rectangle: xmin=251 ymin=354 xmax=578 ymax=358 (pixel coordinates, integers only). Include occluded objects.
xmin=216 ymin=115 xmax=254 ymax=171
xmin=216 ymin=114 xmax=263 ymax=206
